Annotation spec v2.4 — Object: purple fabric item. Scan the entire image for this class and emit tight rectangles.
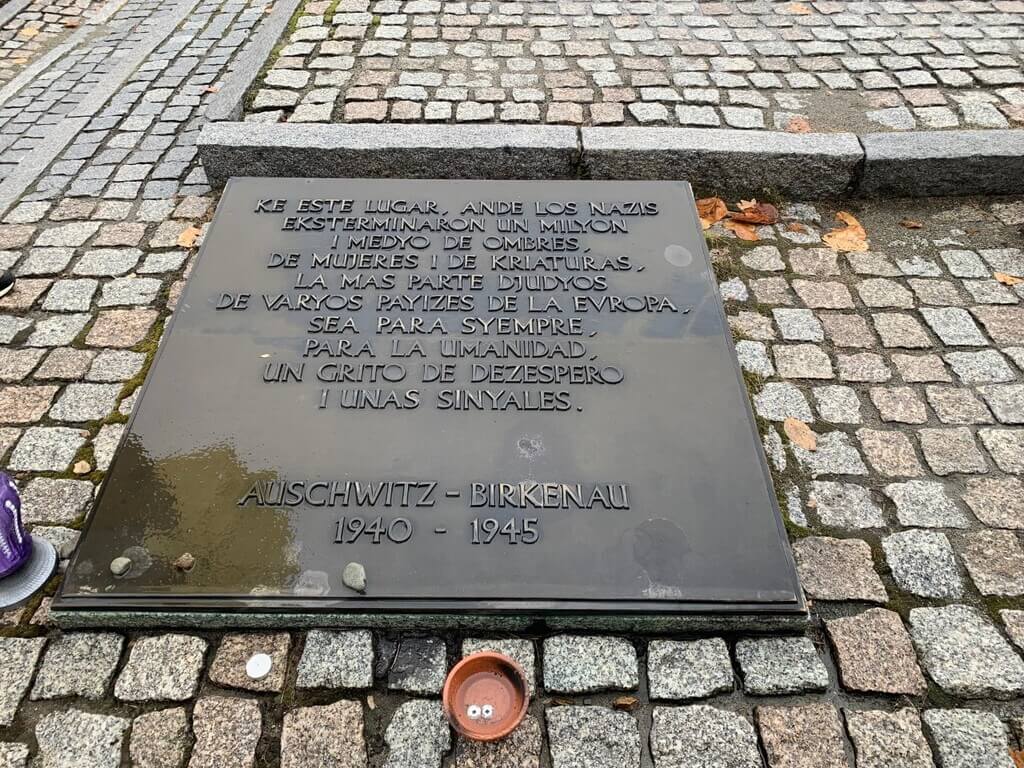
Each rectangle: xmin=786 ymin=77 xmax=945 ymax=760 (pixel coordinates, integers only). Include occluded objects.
xmin=0 ymin=472 xmax=30 ymax=579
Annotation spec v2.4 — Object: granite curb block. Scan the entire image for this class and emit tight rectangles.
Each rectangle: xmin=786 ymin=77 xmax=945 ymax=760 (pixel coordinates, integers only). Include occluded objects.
xmin=204 ymin=0 xmax=304 ymax=123
xmin=581 ymin=127 xmax=862 ymax=199
xmin=859 ymin=130 xmax=1024 ymax=197
xmin=198 ymin=123 xmax=1024 ymax=198
xmin=197 ymin=123 xmax=580 ymax=185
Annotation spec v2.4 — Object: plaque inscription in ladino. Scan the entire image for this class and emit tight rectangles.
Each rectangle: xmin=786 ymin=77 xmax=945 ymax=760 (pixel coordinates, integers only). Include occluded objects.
xmin=59 ymin=179 xmax=802 ymax=617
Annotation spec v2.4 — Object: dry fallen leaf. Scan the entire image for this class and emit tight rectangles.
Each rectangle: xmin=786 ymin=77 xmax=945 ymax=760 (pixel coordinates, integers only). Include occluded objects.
xmin=784 ymin=417 xmax=817 ymax=451
xmin=724 ymin=219 xmax=760 ymax=241
xmin=18 ymin=26 xmax=40 ymax=39
xmin=786 ymin=2 xmax=813 ymax=14
xmin=696 ymin=196 xmax=727 ymax=230
xmin=64 ymin=18 xmax=81 ymax=27
xmin=822 ymin=211 xmax=869 ymax=252
xmin=177 ymin=226 xmax=202 ymax=248
xmin=613 ymin=696 xmax=640 ymax=712
xmin=899 ymin=218 xmax=923 ymax=229
xmin=995 ymin=272 xmax=1023 ymax=285
xmin=731 ymin=199 xmax=779 ymax=226
xmin=1011 ymin=750 xmax=1024 ymax=768
xmin=786 ymin=222 xmax=807 ymax=233
xmin=785 ymin=116 xmax=811 ymax=133
xmin=205 ymin=85 xmax=220 ymax=93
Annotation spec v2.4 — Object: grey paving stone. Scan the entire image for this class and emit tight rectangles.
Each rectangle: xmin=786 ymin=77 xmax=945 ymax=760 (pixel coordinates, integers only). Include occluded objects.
xmin=729 ymin=311 xmax=775 ymax=341
xmin=872 ymin=313 xmax=932 ymax=349
xmin=42 ymin=279 xmax=98 ymax=312
xmin=115 ymin=634 xmax=207 ymax=702
xmin=296 ymin=629 xmax=373 ymax=689
xmin=383 ymin=699 xmax=449 ymax=768
xmin=893 ymin=354 xmax=950 ymax=383
xmin=978 ymin=384 xmax=1024 ymax=424
xmin=34 ymin=526 xmax=80 ymax=559
xmin=812 ymin=386 xmax=862 ymax=424
xmin=922 ymin=709 xmax=1014 ymax=768
xmin=940 ymin=250 xmax=989 ymax=278
xmin=35 ymin=709 xmax=130 ymax=768
xmin=910 ymin=605 xmax=1024 ymax=699
xmin=820 ymin=314 xmax=875 ymax=348
xmin=543 ymin=635 xmax=638 ymax=694
xmin=92 ymin=424 xmax=123 ymax=472
xmin=130 ymin=707 xmax=190 ymax=768
xmin=856 ymin=278 xmax=914 ymax=309
xmin=793 ymin=537 xmax=886 ymax=603
xmin=209 ymin=632 xmax=290 ymax=693
xmin=961 ymin=530 xmax=1024 ymax=596
xmin=792 ymin=432 xmax=868 ymax=477
xmin=647 ymin=639 xmax=733 ymax=701
xmin=388 ymin=637 xmax=447 ymax=694
xmin=35 ymin=348 xmax=96 ymax=381
xmin=978 ymin=429 xmax=1024 ymax=473
xmin=0 ymin=638 xmax=45 ymax=726
xmin=844 ymin=709 xmax=935 ymax=768
xmin=98 ymin=276 xmax=162 ymax=306
xmin=650 ymin=706 xmax=761 ymax=768
xmin=884 ymin=480 xmax=969 ymax=528
xmin=86 ymin=350 xmax=146 ymax=382
xmin=734 ymin=341 xmax=773 ymax=378
xmin=462 ymin=638 xmax=535 ymax=695
xmin=18 ymin=477 xmax=93 ymax=527
xmin=188 ymin=696 xmax=261 ymax=768
xmin=73 ymin=248 xmax=142 ymax=277
xmin=25 ymin=314 xmax=89 ymax=347
xmin=809 ymin=481 xmax=883 ymax=529
xmin=921 ymin=308 xmax=987 ymax=346
xmin=740 ymin=246 xmax=784 ymax=272
xmin=0 ymin=315 xmax=32 ymax=344
xmin=31 ymin=633 xmax=124 ymax=700
xmin=546 ymin=706 xmax=640 ymax=768
xmin=0 ymin=743 xmax=28 ymax=768
xmin=883 ymin=530 xmax=963 ymax=599
xmin=281 ymin=700 xmax=366 ymax=768
xmin=16 ymin=247 xmax=73 ymax=276
xmin=772 ymin=308 xmax=823 ymax=342
xmin=919 ymin=427 xmax=988 ymax=475
xmin=48 ymin=383 xmax=121 ymax=422
xmin=945 ymin=351 xmax=1015 ymax=384
xmin=453 ymin=714 xmax=541 ymax=768
xmin=757 ymin=704 xmax=846 ymax=768
xmin=753 ymin=382 xmax=813 ymax=422
xmin=825 ymin=609 xmax=926 ymax=695
xmin=8 ymin=427 xmax=86 ymax=472
xmin=962 ymin=478 xmax=1024 ymax=529
xmin=34 ymin=221 xmax=101 ymax=247
xmin=735 ymin=637 xmax=828 ymax=695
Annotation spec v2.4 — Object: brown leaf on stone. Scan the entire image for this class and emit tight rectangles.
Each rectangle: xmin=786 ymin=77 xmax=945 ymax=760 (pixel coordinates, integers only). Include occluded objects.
xmin=995 ymin=272 xmax=1023 ymax=285
xmin=723 ymin=220 xmax=760 ymax=241
xmin=177 ymin=226 xmax=202 ymax=248
xmin=899 ymin=218 xmax=923 ymax=229
xmin=786 ymin=222 xmax=807 ymax=233
xmin=205 ymin=85 xmax=220 ymax=93
xmin=822 ymin=211 xmax=869 ymax=252
xmin=18 ymin=26 xmax=40 ymax=38
xmin=730 ymin=199 xmax=779 ymax=225
xmin=785 ymin=116 xmax=811 ymax=133
xmin=696 ymin=197 xmax=727 ymax=230
xmin=784 ymin=417 xmax=817 ymax=451
xmin=786 ymin=2 xmax=813 ymax=13
xmin=613 ymin=696 xmax=639 ymax=712
xmin=1011 ymin=750 xmax=1024 ymax=768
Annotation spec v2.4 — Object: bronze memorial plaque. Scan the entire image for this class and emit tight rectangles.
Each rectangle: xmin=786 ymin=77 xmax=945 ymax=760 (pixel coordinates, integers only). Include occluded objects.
xmin=58 ymin=178 xmax=803 ymax=618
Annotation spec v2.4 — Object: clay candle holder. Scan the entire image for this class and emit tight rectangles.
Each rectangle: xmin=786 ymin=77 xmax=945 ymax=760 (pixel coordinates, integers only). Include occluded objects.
xmin=442 ymin=651 xmax=529 ymax=742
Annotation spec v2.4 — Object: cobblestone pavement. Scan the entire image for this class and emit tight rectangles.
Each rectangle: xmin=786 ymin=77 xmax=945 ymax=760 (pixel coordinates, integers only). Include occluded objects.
xmin=245 ymin=0 xmax=1024 ymax=129
xmin=0 ymin=0 xmax=1023 ymax=762
xmin=3 ymin=142 xmax=1024 ymax=764
xmin=0 ymin=0 xmax=107 ymax=84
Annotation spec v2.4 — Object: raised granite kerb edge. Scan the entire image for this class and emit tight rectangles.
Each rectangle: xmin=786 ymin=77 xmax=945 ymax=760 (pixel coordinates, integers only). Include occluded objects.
xmin=197 ymin=123 xmax=580 ymax=186
xmin=859 ymin=129 xmax=1024 ymax=197
xmin=581 ymin=127 xmax=862 ymax=199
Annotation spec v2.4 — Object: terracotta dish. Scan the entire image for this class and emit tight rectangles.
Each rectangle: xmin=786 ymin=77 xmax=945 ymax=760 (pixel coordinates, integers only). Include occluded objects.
xmin=442 ymin=651 xmax=530 ymax=741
